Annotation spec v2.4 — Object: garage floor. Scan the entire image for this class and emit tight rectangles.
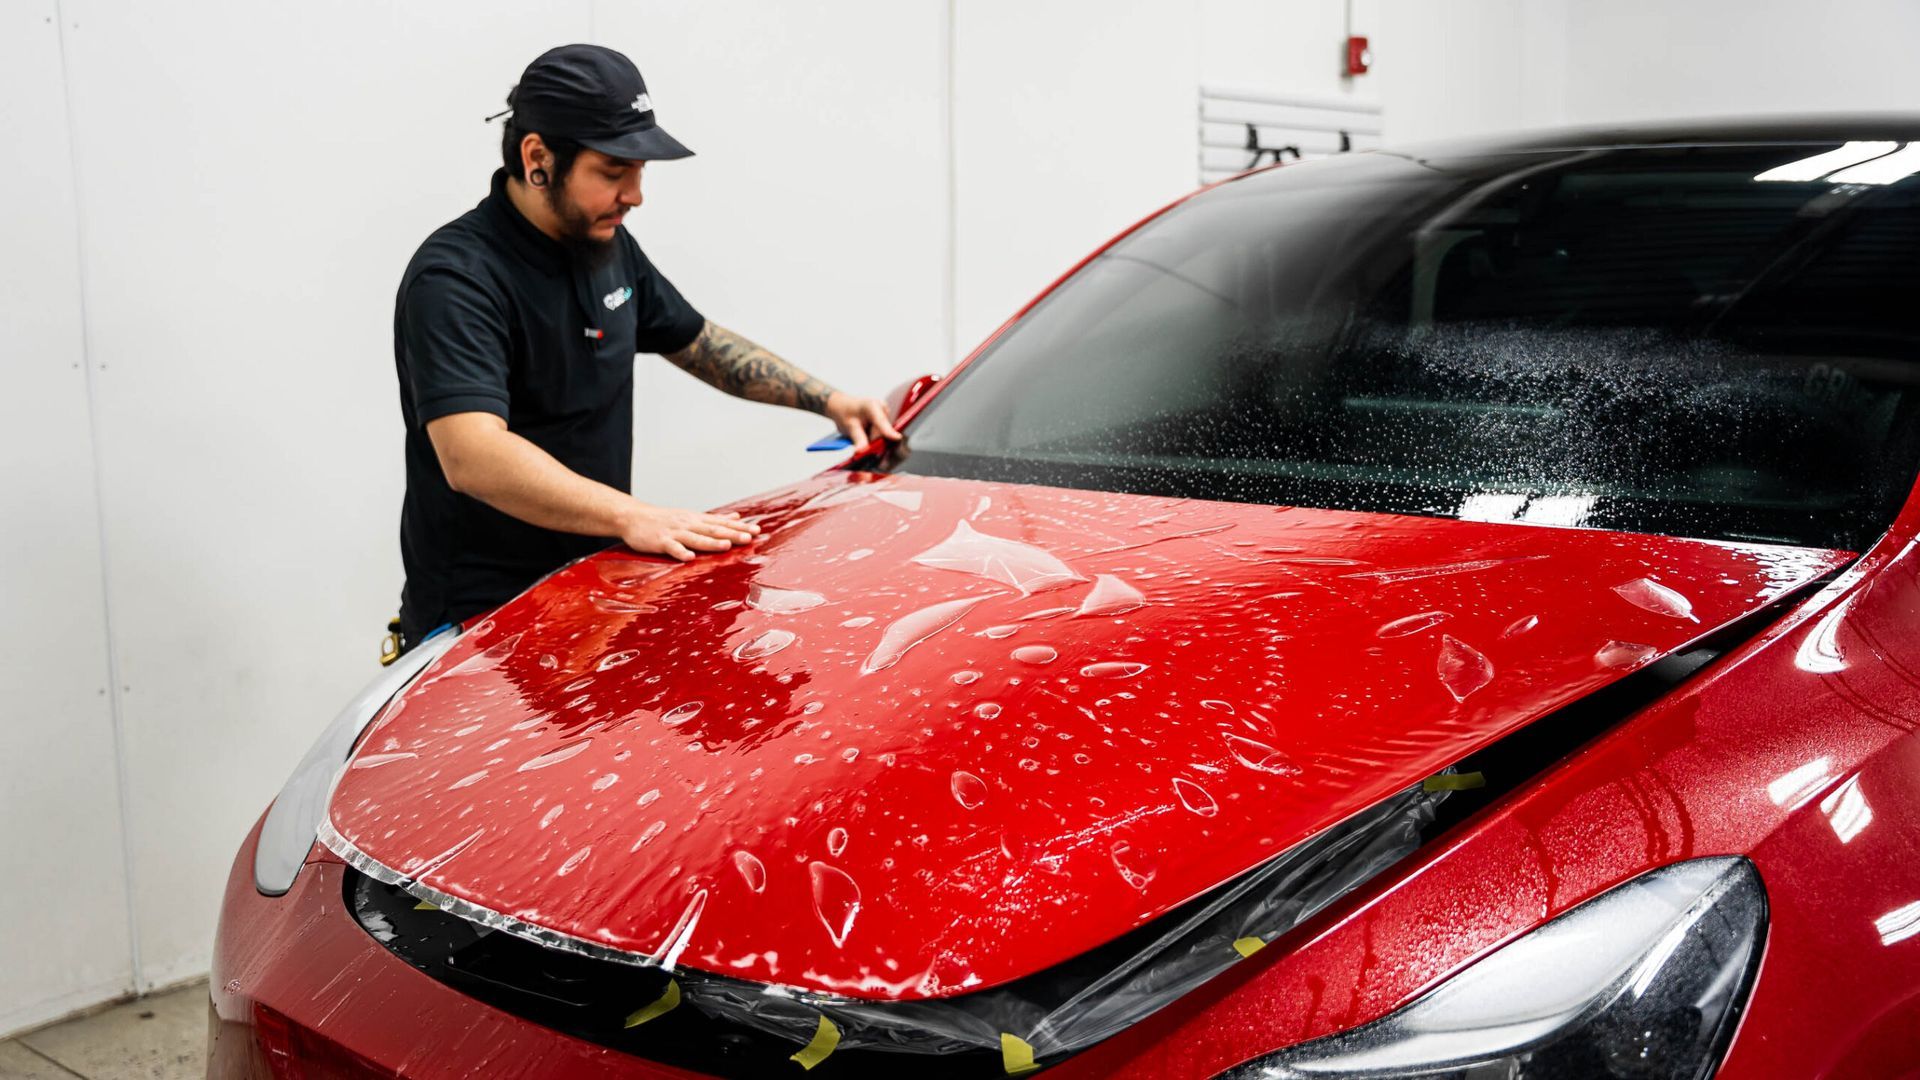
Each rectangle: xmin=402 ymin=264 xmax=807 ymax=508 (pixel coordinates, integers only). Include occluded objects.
xmin=0 ymin=981 xmax=205 ymax=1080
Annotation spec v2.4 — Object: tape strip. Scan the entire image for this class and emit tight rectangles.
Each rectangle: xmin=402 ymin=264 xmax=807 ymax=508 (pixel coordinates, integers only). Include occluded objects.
xmin=622 ymin=979 xmax=681 ymax=1028
xmin=1002 ymin=1033 xmax=1040 ymax=1075
xmin=791 ymin=1015 xmax=841 ymax=1071
xmin=1232 ymin=936 xmax=1267 ymax=958
xmin=1423 ymin=771 xmax=1486 ymax=792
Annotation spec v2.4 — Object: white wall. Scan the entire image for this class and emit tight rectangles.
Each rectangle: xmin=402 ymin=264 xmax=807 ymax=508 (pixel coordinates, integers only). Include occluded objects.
xmin=0 ymin=0 xmax=136 ymax=1036
xmin=1375 ymin=0 xmax=1567 ymax=143
xmin=950 ymin=1 xmax=1200 ymax=354
xmin=1559 ymin=0 xmax=1920 ymax=125
xmin=1378 ymin=0 xmax=1920 ymax=146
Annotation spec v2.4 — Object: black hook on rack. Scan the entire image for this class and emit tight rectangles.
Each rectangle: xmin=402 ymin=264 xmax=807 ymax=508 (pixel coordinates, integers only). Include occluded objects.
xmin=1244 ymin=123 xmax=1302 ymax=169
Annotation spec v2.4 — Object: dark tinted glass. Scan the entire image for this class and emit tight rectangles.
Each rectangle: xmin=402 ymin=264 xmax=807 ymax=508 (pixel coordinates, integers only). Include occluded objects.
xmin=887 ymin=145 xmax=1920 ymax=551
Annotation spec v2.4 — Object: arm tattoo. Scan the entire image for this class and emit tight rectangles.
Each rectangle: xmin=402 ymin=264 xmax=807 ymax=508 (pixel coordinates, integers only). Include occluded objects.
xmin=664 ymin=321 xmax=836 ymax=414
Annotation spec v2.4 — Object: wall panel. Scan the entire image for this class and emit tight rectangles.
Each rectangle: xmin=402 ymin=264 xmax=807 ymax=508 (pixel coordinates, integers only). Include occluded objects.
xmin=0 ymin=0 xmax=134 ymax=1034
xmin=951 ymin=0 xmax=1201 ymax=355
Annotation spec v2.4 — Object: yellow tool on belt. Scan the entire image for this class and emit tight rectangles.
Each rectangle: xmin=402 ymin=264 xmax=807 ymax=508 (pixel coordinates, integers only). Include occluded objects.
xmin=380 ymin=617 xmax=403 ymax=667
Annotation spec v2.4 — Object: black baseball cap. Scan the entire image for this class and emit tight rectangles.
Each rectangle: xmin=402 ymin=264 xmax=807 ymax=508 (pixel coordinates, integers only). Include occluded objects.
xmin=504 ymin=44 xmax=692 ymax=162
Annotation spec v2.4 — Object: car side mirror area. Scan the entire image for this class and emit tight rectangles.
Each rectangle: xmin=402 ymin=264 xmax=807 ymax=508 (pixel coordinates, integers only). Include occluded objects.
xmin=886 ymin=372 xmax=942 ymax=420
xmin=807 ymin=373 xmax=940 ymax=452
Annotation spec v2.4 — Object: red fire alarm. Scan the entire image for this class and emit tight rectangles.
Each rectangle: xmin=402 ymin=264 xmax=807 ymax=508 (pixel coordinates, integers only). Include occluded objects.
xmin=1346 ymin=35 xmax=1371 ymax=76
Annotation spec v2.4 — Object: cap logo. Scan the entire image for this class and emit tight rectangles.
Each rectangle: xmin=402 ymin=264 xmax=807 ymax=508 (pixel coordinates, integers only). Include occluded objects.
xmin=631 ymin=93 xmax=652 ymax=113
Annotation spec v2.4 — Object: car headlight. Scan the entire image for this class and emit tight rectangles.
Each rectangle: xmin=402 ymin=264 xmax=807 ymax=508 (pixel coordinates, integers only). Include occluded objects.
xmin=253 ymin=630 xmax=460 ymax=895
xmin=1223 ymin=856 xmax=1765 ymax=1080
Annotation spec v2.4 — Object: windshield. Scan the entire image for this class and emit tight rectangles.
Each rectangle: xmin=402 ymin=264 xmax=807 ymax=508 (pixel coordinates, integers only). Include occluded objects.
xmin=885 ymin=144 xmax=1920 ymax=551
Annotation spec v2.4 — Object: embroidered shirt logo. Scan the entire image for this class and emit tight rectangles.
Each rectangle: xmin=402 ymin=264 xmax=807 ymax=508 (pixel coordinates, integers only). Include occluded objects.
xmin=603 ymin=285 xmax=634 ymax=311
xmin=631 ymin=93 xmax=652 ymax=113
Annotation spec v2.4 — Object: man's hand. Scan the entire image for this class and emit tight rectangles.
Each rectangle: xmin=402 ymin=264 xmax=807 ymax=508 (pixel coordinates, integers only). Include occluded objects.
xmin=824 ymin=391 xmax=903 ymax=450
xmin=426 ymin=412 xmax=761 ymax=561
xmin=619 ymin=504 xmax=761 ymax=562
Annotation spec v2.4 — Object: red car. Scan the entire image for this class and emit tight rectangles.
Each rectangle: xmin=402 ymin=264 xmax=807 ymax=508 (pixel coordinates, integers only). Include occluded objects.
xmin=211 ymin=120 xmax=1920 ymax=1079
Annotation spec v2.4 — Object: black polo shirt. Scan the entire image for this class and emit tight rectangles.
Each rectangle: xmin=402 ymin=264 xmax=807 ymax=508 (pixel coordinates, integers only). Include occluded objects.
xmin=393 ymin=169 xmax=705 ymax=640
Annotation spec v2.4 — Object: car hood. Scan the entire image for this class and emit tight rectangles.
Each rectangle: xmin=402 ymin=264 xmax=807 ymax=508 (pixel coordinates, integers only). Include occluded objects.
xmin=323 ymin=472 xmax=1847 ymax=1001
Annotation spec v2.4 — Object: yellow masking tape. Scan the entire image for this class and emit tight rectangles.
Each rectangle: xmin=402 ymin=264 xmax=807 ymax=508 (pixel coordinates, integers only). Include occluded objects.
xmin=1002 ymin=1032 xmax=1040 ymax=1075
xmin=622 ymin=979 xmax=681 ymax=1028
xmin=413 ymin=900 xmax=440 ymax=911
xmin=1423 ymin=771 xmax=1486 ymax=792
xmin=1233 ymin=936 xmax=1267 ymax=958
xmin=791 ymin=1015 xmax=841 ymax=1070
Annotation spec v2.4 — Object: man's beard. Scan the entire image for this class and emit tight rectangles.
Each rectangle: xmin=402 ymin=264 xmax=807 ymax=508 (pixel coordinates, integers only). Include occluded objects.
xmin=543 ymin=179 xmax=618 ymax=268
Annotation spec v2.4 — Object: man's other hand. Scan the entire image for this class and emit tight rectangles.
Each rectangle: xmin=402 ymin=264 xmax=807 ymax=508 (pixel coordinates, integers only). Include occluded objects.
xmin=620 ymin=504 xmax=761 ymax=562
xmin=824 ymin=391 xmax=903 ymax=450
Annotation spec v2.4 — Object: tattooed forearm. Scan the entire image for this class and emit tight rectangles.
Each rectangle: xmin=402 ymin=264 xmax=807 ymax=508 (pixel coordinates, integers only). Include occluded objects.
xmin=663 ymin=321 xmax=837 ymax=414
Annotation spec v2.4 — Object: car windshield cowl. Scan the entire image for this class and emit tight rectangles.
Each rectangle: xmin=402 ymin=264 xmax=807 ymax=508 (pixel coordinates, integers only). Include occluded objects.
xmin=885 ymin=143 xmax=1920 ymax=552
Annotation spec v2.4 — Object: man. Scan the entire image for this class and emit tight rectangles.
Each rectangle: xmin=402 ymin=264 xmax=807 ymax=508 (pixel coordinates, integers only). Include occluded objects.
xmin=392 ymin=44 xmax=898 ymax=652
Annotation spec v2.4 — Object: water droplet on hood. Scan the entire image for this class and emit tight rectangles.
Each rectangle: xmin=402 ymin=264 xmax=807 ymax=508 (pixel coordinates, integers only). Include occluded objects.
xmin=1172 ymin=777 xmax=1219 ymax=817
xmin=557 ymin=846 xmax=592 ymax=876
xmin=1080 ymin=661 xmax=1148 ymax=679
xmin=661 ymin=701 xmax=704 ymax=726
xmin=596 ymin=649 xmax=641 ymax=671
xmin=517 ymin=739 xmax=591 ymax=772
xmin=1436 ymin=635 xmax=1495 ymax=702
xmin=1501 ymin=614 xmax=1540 ymax=638
xmin=1020 ymin=606 xmax=1077 ymax=622
xmin=747 ymin=584 xmax=828 ymax=614
xmin=974 ymin=702 xmax=1003 ymax=720
xmin=862 ymin=594 xmax=993 ymax=674
xmin=632 ymin=820 xmax=666 ymax=850
xmin=827 ymin=827 xmax=849 ymax=857
xmin=1011 ymin=645 xmax=1058 ymax=665
xmin=1613 ymin=578 xmax=1698 ymax=622
xmin=732 ymin=851 xmax=767 ymax=893
xmin=912 ymin=520 xmax=1085 ymax=595
xmin=591 ymin=596 xmax=659 ymax=615
xmin=1596 ymin=640 xmax=1659 ymax=669
xmin=656 ymin=888 xmax=707 ymax=970
xmin=1376 ymin=611 xmax=1450 ymax=638
xmin=1225 ymin=734 xmax=1300 ymax=776
xmin=734 ymin=629 xmax=796 ymax=662
xmin=950 ymin=770 xmax=988 ymax=809
xmin=1110 ymin=841 xmax=1158 ymax=890
xmin=1076 ymin=574 xmax=1147 ymax=617
xmin=809 ymin=862 xmax=862 ymax=947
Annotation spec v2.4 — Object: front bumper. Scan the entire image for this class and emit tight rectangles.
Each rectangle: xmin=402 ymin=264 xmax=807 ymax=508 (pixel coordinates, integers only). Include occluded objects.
xmin=210 ymin=814 xmax=707 ymax=1080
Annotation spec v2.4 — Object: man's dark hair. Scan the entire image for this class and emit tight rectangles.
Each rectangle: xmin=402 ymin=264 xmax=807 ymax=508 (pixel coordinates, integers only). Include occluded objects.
xmin=499 ymin=86 xmax=584 ymax=183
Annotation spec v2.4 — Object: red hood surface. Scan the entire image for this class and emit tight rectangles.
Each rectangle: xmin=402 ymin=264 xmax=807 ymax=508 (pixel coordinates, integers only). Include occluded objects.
xmin=324 ymin=472 xmax=1847 ymax=1001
